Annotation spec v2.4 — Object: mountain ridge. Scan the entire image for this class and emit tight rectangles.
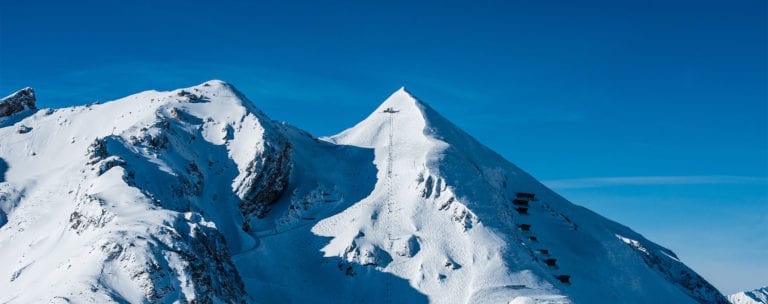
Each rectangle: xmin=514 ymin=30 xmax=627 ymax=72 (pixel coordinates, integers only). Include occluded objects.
xmin=729 ymin=287 xmax=768 ymax=304
xmin=0 ymin=81 xmax=728 ymax=303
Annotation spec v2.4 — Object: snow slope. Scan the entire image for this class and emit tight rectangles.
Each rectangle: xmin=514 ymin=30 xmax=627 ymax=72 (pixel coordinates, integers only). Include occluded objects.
xmin=0 ymin=82 xmax=728 ymax=303
xmin=730 ymin=287 xmax=768 ymax=304
xmin=0 ymin=81 xmax=264 ymax=302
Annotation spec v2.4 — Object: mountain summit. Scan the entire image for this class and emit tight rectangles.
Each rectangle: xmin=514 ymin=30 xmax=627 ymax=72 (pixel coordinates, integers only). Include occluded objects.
xmin=0 ymin=81 xmax=727 ymax=303
xmin=730 ymin=287 xmax=768 ymax=304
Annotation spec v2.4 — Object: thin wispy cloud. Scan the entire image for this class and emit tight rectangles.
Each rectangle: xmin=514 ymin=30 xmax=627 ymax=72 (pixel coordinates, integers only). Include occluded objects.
xmin=544 ymin=175 xmax=768 ymax=190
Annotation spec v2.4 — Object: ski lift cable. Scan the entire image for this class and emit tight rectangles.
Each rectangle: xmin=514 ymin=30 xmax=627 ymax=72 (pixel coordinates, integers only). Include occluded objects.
xmin=384 ymin=107 xmax=397 ymax=304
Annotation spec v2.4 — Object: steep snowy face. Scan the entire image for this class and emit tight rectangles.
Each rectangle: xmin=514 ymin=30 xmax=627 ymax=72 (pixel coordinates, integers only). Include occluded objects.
xmin=320 ymin=88 xmax=550 ymax=303
xmin=730 ymin=287 xmax=768 ymax=304
xmin=0 ymin=81 xmax=292 ymax=303
xmin=326 ymin=88 xmax=728 ymax=304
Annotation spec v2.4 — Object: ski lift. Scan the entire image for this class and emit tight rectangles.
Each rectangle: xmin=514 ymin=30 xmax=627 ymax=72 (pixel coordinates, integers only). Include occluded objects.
xmin=383 ymin=107 xmax=399 ymax=113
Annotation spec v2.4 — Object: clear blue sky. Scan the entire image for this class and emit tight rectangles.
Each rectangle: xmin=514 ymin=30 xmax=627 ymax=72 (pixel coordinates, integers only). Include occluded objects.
xmin=1 ymin=0 xmax=765 ymax=294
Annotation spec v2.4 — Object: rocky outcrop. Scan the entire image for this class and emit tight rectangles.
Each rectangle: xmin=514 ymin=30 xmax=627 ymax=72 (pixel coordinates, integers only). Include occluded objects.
xmin=0 ymin=88 xmax=36 ymax=117
xmin=97 ymin=214 xmax=248 ymax=303
xmin=69 ymin=195 xmax=114 ymax=234
xmin=171 ymin=215 xmax=248 ymax=303
xmin=395 ymin=235 xmax=421 ymax=257
xmin=337 ymin=239 xmax=392 ymax=276
xmin=237 ymin=141 xmax=292 ymax=230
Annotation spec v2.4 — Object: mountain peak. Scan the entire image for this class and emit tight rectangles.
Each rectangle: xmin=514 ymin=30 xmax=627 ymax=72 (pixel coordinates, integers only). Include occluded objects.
xmin=376 ymin=86 xmax=422 ymax=113
xmin=329 ymin=87 xmax=443 ymax=149
xmin=0 ymin=81 xmax=730 ymax=304
xmin=394 ymin=85 xmax=410 ymax=96
xmin=729 ymin=286 xmax=768 ymax=304
xmin=174 ymin=80 xmax=238 ymax=99
xmin=330 ymin=87 xmax=494 ymax=168
xmin=160 ymin=80 xmax=272 ymax=120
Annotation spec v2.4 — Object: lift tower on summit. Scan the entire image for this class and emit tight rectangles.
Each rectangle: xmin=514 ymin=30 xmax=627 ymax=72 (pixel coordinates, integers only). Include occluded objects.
xmin=382 ymin=106 xmax=398 ymax=304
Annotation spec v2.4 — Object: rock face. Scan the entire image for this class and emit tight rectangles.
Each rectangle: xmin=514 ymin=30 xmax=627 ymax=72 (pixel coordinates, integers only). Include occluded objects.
xmin=236 ymin=140 xmax=293 ymax=230
xmin=730 ymin=287 xmax=768 ymax=304
xmin=0 ymin=87 xmax=36 ymax=117
xmin=0 ymin=81 xmax=729 ymax=303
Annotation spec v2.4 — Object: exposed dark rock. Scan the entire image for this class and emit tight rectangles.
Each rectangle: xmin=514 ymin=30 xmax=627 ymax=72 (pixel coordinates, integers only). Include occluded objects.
xmin=451 ymin=206 xmax=474 ymax=231
xmin=238 ymin=141 xmax=292 ymax=229
xmin=98 ymin=157 xmax=127 ymax=175
xmin=69 ymin=195 xmax=113 ymax=234
xmin=444 ymin=259 xmax=461 ymax=270
xmin=86 ymin=138 xmax=108 ymax=165
xmin=16 ymin=125 xmax=31 ymax=134
xmin=395 ymin=235 xmax=421 ymax=257
xmin=438 ymin=196 xmax=455 ymax=211
xmin=176 ymin=90 xmax=209 ymax=103
xmin=340 ymin=239 xmax=392 ymax=271
xmin=421 ymin=175 xmax=434 ymax=198
xmin=177 ymin=222 xmax=248 ymax=303
xmin=129 ymin=131 xmax=169 ymax=152
xmin=0 ymin=87 xmax=36 ymax=117
xmin=101 ymin=216 xmax=248 ymax=303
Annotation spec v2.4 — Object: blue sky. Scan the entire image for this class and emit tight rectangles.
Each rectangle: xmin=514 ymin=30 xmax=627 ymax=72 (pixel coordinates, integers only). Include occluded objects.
xmin=1 ymin=0 xmax=765 ymax=294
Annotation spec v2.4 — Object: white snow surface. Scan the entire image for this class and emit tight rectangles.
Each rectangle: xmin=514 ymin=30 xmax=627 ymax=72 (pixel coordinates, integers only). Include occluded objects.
xmin=730 ymin=287 xmax=768 ymax=304
xmin=0 ymin=82 xmax=728 ymax=303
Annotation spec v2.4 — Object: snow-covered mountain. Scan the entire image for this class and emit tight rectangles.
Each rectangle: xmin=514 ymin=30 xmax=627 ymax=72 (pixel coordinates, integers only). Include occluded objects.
xmin=0 ymin=87 xmax=36 ymax=117
xmin=0 ymin=81 xmax=728 ymax=303
xmin=730 ymin=287 xmax=768 ymax=304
